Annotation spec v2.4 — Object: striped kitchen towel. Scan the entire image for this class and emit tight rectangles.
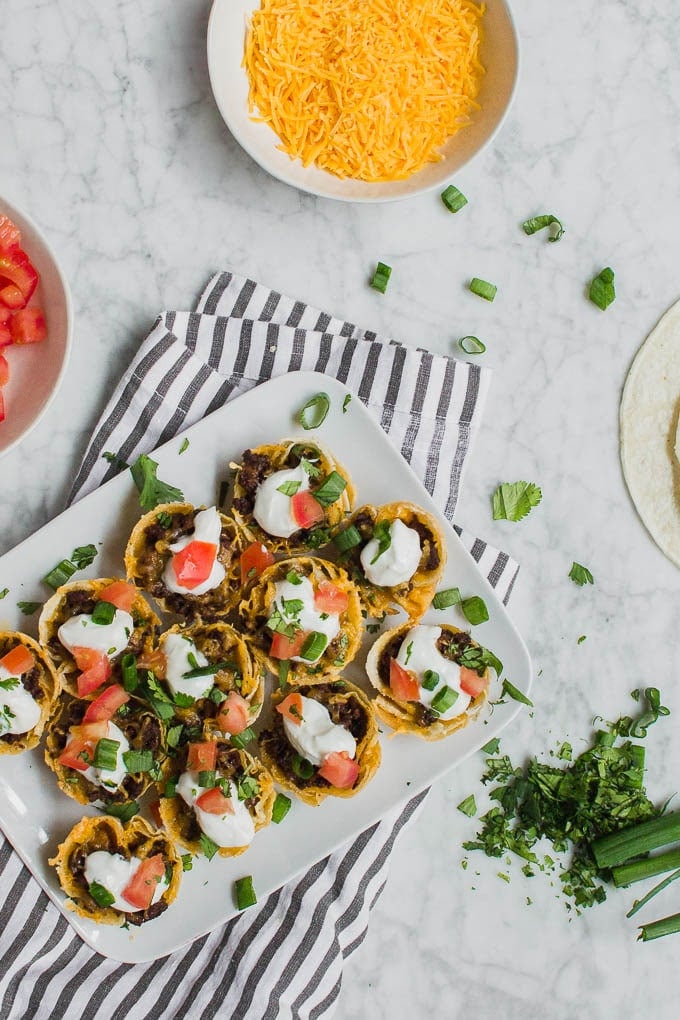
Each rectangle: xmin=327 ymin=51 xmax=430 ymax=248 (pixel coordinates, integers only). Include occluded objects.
xmin=0 ymin=270 xmax=519 ymax=1020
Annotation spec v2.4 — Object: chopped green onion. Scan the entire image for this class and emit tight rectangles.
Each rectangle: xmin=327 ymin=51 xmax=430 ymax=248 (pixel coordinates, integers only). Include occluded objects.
xmin=122 ymin=749 xmax=154 ymax=774
xmin=461 ymin=596 xmax=489 ymax=625
xmin=335 ymin=525 xmax=362 ymax=552
xmin=198 ymin=770 xmax=216 ymax=788
xmin=71 ymin=544 xmax=98 ymax=570
xmin=199 ymin=834 xmax=219 ymax=860
xmin=165 ymin=778 xmax=177 ymax=798
xmin=298 ymin=392 xmax=330 ymax=431
xmin=181 ymin=853 xmax=193 ymax=871
xmin=277 ymin=480 xmax=301 ymax=496
xmin=481 ymin=737 xmax=500 ymax=754
xmin=16 ymin=601 xmax=41 ymax=615
xmin=179 ymin=437 xmax=190 ymax=455
xmin=422 ymin=670 xmax=439 ymax=691
xmin=441 ymin=185 xmax=468 ymax=213
xmin=589 ymin=267 xmax=616 ymax=311
xmin=230 ymin=727 xmax=255 ymax=749
xmin=121 ymin=653 xmax=139 ymax=692
xmin=291 ymin=753 xmax=315 ymax=779
xmin=432 ymin=587 xmax=461 ymax=610
xmin=500 ymin=679 xmax=533 ymax=707
xmin=469 ymin=277 xmax=497 ymax=302
xmin=157 ymin=511 xmax=173 ymax=528
xmin=91 ymin=600 xmax=116 ymax=626
xmin=0 ymin=588 xmax=8 ymax=599
xmin=88 ymin=882 xmax=115 ymax=908
xmin=592 ymin=811 xmax=680 ymax=870
xmin=457 ymin=794 xmax=477 ymax=817
xmin=300 ymin=632 xmax=328 ymax=661
xmin=237 ymin=774 xmax=260 ymax=801
xmin=43 ymin=559 xmax=77 ymax=590
xmin=569 ymin=562 xmax=594 ymax=587
xmin=342 ymin=394 xmax=351 ymax=414
xmin=130 ymin=453 xmax=184 ymax=512
xmin=627 ymin=868 xmax=680 ymax=917
xmin=314 ymin=471 xmax=347 ymax=507
xmin=638 ymin=912 xmax=680 ymax=942
xmin=182 ymin=660 xmax=236 ymax=680
xmin=278 ymin=659 xmax=290 ymax=691
xmin=235 ymin=875 xmax=257 ymax=910
xmin=459 ymin=336 xmax=486 ymax=356
xmin=272 ymin=793 xmax=292 ymax=824
xmin=93 ymin=738 xmax=120 ymax=771
xmin=100 ymin=800 xmax=139 ymax=822
xmin=431 ymin=685 xmax=459 ymax=714
xmin=522 ymin=214 xmax=564 ymax=242
xmin=370 ymin=261 xmax=392 ymax=294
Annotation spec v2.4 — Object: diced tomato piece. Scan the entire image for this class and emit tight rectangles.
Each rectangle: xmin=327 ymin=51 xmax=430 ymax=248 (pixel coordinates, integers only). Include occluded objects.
xmin=0 ymin=391 xmax=4 ymax=422
xmin=269 ymin=629 xmax=307 ymax=660
xmin=136 ymin=647 xmax=167 ymax=679
xmin=389 ymin=658 xmax=420 ymax=702
xmin=291 ymin=490 xmax=324 ymax=529
xmin=171 ymin=541 xmax=217 ymax=590
xmin=459 ymin=666 xmax=489 ymax=698
xmin=10 ymin=307 xmax=46 ymax=345
xmin=71 ymin=720 xmax=110 ymax=743
xmin=97 ymin=580 xmax=137 ymax=613
xmin=0 ymin=353 xmax=9 ymax=387
xmin=318 ymin=751 xmax=359 ymax=789
xmin=276 ymin=692 xmax=304 ymax=726
xmin=195 ymin=786 xmax=235 ymax=815
xmin=121 ymin=855 xmax=166 ymax=911
xmin=215 ymin=691 xmax=250 ymax=735
xmin=0 ymin=284 xmax=25 ymax=310
xmin=57 ymin=736 xmax=93 ymax=773
xmin=0 ymin=249 xmax=38 ymax=303
xmin=149 ymin=799 xmax=163 ymax=828
xmin=72 ymin=646 xmax=112 ymax=697
xmin=239 ymin=541 xmax=275 ymax=585
xmin=82 ymin=684 xmax=130 ymax=723
xmin=0 ymin=215 xmax=21 ymax=253
xmin=0 ymin=307 xmax=12 ymax=348
xmin=314 ymin=581 xmax=348 ymax=614
xmin=186 ymin=741 xmax=217 ymax=772
xmin=0 ymin=644 xmax=35 ymax=676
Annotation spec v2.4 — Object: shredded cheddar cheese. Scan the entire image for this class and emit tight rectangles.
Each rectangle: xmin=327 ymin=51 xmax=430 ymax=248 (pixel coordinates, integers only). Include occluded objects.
xmin=244 ymin=0 xmax=485 ymax=183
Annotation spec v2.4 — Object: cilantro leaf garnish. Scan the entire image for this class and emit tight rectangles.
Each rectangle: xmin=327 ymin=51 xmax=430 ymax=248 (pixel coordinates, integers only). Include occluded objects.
xmin=569 ymin=562 xmax=594 ymax=587
xmin=492 ymin=481 xmax=542 ymax=522
xmin=130 ymin=453 xmax=184 ymax=512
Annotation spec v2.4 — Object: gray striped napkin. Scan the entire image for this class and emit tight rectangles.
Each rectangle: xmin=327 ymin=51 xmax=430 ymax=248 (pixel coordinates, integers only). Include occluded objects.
xmin=0 ymin=271 xmax=518 ymax=1020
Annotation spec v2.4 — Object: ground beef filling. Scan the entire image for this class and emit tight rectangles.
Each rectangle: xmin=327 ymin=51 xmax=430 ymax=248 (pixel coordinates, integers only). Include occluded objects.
xmin=70 ymin=835 xmax=171 ymax=925
xmin=379 ymin=630 xmax=473 ymax=727
xmin=233 ymin=449 xmax=272 ymax=516
xmin=260 ymin=684 xmax=366 ymax=788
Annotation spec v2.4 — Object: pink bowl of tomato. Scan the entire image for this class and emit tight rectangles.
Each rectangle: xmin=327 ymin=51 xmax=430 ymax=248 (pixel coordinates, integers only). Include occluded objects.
xmin=0 ymin=196 xmax=73 ymax=458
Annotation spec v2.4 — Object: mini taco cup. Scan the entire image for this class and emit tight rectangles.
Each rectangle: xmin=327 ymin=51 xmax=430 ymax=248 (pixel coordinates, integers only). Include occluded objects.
xmin=155 ymin=621 xmax=265 ymax=732
xmin=38 ymin=578 xmax=159 ymax=699
xmin=49 ymin=814 xmax=182 ymax=926
xmin=237 ymin=556 xmax=363 ymax=684
xmin=44 ymin=693 xmax=165 ymax=806
xmin=157 ymin=730 xmax=275 ymax=858
xmin=0 ymin=631 xmax=60 ymax=754
xmin=257 ymin=680 xmax=381 ymax=806
xmin=365 ymin=623 xmax=490 ymax=740
xmin=124 ymin=503 xmax=244 ymax=621
xmin=335 ymin=502 xmax=446 ymax=620
xmin=232 ymin=440 xmax=355 ymax=555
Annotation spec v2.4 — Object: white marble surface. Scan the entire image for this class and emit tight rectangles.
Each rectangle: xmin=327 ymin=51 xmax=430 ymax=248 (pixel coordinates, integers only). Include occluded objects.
xmin=1 ymin=0 xmax=680 ymax=1017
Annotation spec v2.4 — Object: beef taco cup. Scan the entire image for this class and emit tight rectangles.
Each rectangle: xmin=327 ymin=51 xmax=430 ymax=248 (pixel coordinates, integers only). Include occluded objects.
xmin=334 ymin=502 xmax=446 ymax=620
xmin=257 ymin=681 xmax=381 ymax=806
xmin=0 ymin=632 xmax=60 ymax=754
xmin=157 ymin=731 xmax=275 ymax=858
xmin=366 ymin=622 xmax=493 ymax=740
xmin=38 ymin=578 xmax=159 ymax=699
xmin=44 ymin=689 xmax=165 ymax=807
xmin=238 ymin=556 xmax=363 ymax=684
xmin=50 ymin=814 xmax=182 ymax=926
xmin=124 ymin=503 xmax=244 ymax=621
xmin=232 ymin=440 xmax=355 ymax=555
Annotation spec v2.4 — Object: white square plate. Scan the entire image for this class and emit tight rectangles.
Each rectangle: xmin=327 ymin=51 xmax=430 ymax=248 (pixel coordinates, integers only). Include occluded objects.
xmin=0 ymin=371 xmax=531 ymax=962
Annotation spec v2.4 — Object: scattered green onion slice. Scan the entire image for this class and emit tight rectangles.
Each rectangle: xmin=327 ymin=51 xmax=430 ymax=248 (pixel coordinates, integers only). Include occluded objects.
xmin=231 ymin=727 xmax=255 ymax=749
xmin=91 ymin=600 xmax=116 ymax=626
xmin=458 ymin=335 xmax=486 ymax=355
xmin=432 ymin=587 xmax=461 ymax=610
xmin=627 ymin=868 xmax=680 ymax=918
xmin=314 ymin=471 xmax=347 ymax=507
xmin=591 ymin=810 xmax=680 ymax=870
xmin=298 ymin=392 xmax=330 ymax=430
xmin=179 ymin=437 xmax=190 ymax=455
xmin=43 ymin=559 xmax=77 ymax=590
xmin=122 ymin=749 xmax=154 ymax=774
xmin=277 ymin=480 xmax=301 ymax=497
xmin=182 ymin=660 xmax=236 ymax=680
xmin=342 ymin=394 xmax=351 ymax=413
xmin=370 ymin=261 xmax=392 ymax=293
xmin=165 ymin=778 xmax=178 ymax=799
xmin=441 ymin=185 xmax=468 ymax=213
xmin=0 ymin=588 xmax=8 ymax=599
xmin=198 ymin=769 xmax=216 ymax=789
xmin=121 ymin=653 xmax=139 ymax=692
xmin=461 ymin=596 xmax=489 ymax=626
xmin=431 ymin=685 xmax=459 ymax=714
xmin=93 ymin=738 xmax=120 ymax=771
xmin=300 ymin=631 xmax=328 ymax=661
xmin=181 ymin=853 xmax=193 ymax=871
xmin=589 ymin=267 xmax=616 ymax=311
xmin=422 ymin=670 xmax=440 ymax=691
xmin=272 ymin=793 xmax=293 ymax=824
xmin=235 ymin=875 xmax=257 ymax=910
xmin=457 ymin=794 xmax=477 ymax=817
xmin=291 ymin=753 xmax=315 ymax=779
xmin=500 ymin=679 xmax=533 ymax=707
xmin=522 ymin=214 xmax=564 ymax=242
xmin=278 ymin=659 xmax=290 ymax=691
xmin=469 ymin=278 xmax=497 ymax=302
xmin=335 ymin=525 xmax=362 ymax=552
xmin=638 ymin=912 xmax=680 ymax=942
xmin=88 ymin=882 xmax=115 ymax=908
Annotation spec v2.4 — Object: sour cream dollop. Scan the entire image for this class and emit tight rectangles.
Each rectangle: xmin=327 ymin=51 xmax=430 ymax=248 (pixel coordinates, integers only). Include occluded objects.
xmin=282 ymin=694 xmax=356 ymax=766
xmin=360 ymin=518 xmax=422 ymax=587
xmin=67 ymin=720 xmax=130 ymax=791
xmin=177 ymin=771 xmax=255 ymax=848
xmin=253 ymin=464 xmax=310 ymax=538
xmin=163 ymin=507 xmax=226 ymax=596
xmin=58 ymin=610 xmax=134 ymax=659
xmin=0 ymin=664 xmax=41 ymax=736
xmin=396 ymin=625 xmax=470 ymax=720
xmin=272 ymin=577 xmax=340 ymax=663
xmin=84 ymin=851 xmax=168 ymax=912
xmin=162 ymin=633 xmax=211 ymax=700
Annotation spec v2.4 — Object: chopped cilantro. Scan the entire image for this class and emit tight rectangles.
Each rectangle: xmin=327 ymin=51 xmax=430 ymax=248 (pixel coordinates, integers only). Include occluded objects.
xmin=492 ymin=481 xmax=542 ymax=522
xmin=569 ymin=562 xmax=594 ymax=587
xmin=130 ymin=453 xmax=184 ymax=512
